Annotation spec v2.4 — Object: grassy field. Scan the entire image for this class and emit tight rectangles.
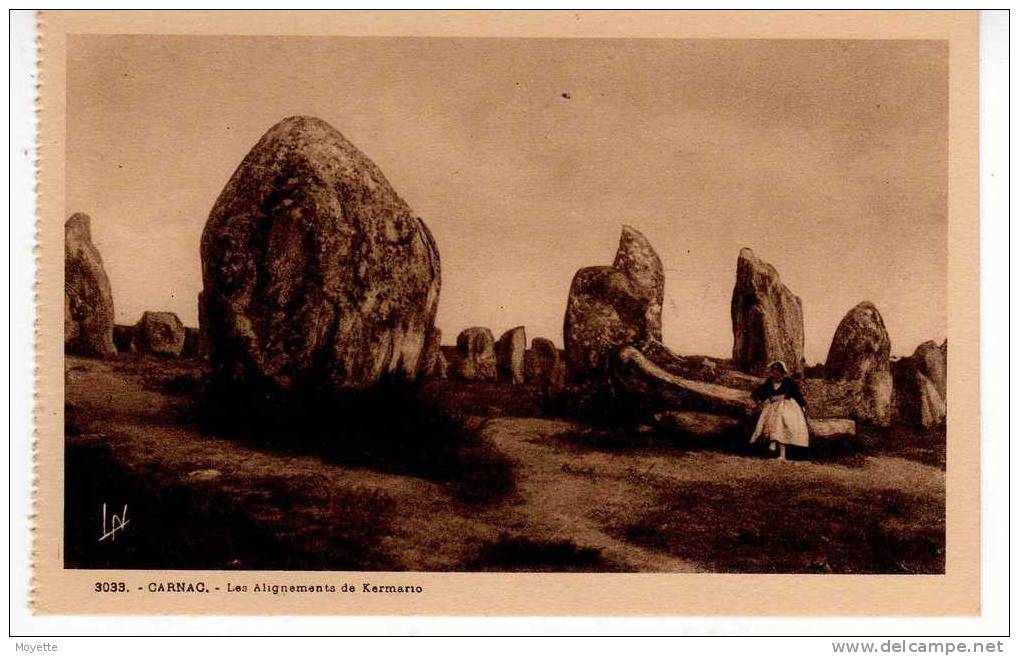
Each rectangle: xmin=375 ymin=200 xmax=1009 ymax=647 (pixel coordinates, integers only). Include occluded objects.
xmin=64 ymin=353 xmax=945 ymax=573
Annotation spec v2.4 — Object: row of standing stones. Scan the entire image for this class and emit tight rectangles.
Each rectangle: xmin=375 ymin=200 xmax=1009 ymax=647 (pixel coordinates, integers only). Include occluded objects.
xmin=64 ymin=115 xmax=945 ymax=436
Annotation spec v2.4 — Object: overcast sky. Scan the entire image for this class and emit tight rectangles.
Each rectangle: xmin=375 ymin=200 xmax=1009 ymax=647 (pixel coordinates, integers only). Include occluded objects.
xmin=67 ymin=35 xmax=947 ymax=362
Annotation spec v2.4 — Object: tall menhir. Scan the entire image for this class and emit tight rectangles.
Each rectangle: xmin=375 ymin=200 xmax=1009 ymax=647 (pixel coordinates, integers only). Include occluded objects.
xmin=199 ymin=116 xmax=441 ymax=396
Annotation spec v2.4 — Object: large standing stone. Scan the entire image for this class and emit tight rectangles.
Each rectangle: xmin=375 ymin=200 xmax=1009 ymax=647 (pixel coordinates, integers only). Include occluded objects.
xmin=456 ymin=327 xmax=498 ymax=381
xmin=525 ymin=337 xmax=565 ymax=392
xmin=825 ymin=302 xmax=891 ymax=381
xmin=730 ymin=248 xmax=804 ymax=376
xmin=180 ymin=327 xmax=202 ymax=359
xmin=912 ymin=340 xmax=947 ymax=401
xmin=200 ymin=116 xmax=441 ymax=394
xmin=131 ymin=311 xmax=186 ymax=357
xmin=564 ymin=226 xmax=665 ymax=386
xmin=612 ymin=225 xmax=664 ymax=342
xmin=822 ymin=301 xmax=893 ymax=425
xmin=64 ymin=213 xmax=116 ymax=357
xmin=418 ymin=328 xmax=446 ymax=380
xmin=564 ymin=266 xmax=646 ymax=383
xmin=495 ymin=326 xmax=527 ymax=385
xmin=892 ymin=342 xmax=947 ymax=429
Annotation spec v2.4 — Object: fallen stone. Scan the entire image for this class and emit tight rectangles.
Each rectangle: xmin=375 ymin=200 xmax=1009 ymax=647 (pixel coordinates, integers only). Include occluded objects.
xmin=641 ymin=339 xmax=763 ymax=392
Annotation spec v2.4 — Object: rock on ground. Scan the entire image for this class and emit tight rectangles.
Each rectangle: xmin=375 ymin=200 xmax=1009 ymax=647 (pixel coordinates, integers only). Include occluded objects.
xmin=564 ymin=266 xmax=647 ymax=384
xmin=131 ymin=311 xmax=186 ymax=357
xmin=112 ymin=324 xmax=134 ymax=353
xmin=652 ymin=410 xmax=855 ymax=439
xmin=456 ymin=327 xmax=498 ymax=381
xmin=652 ymin=411 xmax=743 ymax=437
xmin=892 ymin=342 xmax=947 ymax=428
xmin=612 ymin=346 xmax=757 ymax=417
xmin=525 ymin=337 xmax=566 ymax=393
xmin=181 ymin=327 xmax=202 ymax=359
xmin=730 ymin=247 xmax=804 ymax=376
xmin=418 ymin=328 xmax=446 ymax=380
xmin=64 ymin=213 xmax=116 ymax=357
xmin=200 ymin=115 xmax=440 ymax=395
xmin=563 ymin=225 xmax=664 ymax=387
xmin=495 ymin=326 xmax=527 ymax=385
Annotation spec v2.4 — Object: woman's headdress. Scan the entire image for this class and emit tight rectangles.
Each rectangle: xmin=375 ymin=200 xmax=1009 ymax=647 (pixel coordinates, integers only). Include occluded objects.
xmin=767 ymin=360 xmax=788 ymax=374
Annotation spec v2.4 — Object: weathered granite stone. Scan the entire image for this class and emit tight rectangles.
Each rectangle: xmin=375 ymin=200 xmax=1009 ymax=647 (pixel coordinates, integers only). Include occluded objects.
xmin=912 ymin=340 xmax=947 ymax=401
xmin=181 ymin=327 xmax=202 ymax=359
xmin=612 ymin=225 xmax=664 ymax=342
xmin=892 ymin=341 xmax=948 ymax=428
xmin=525 ymin=337 xmax=566 ymax=393
xmin=455 ymin=327 xmax=498 ymax=381
xmin=825 ymin=301 xmax=891 ymax=381
xmin=564 ymin=265 xmax=647 ymax=384
xmin=495 ymin=326 xmax=527 ymax=385
xmin=112 ymin=324 xmax=134 ymax=353
xmin=200 ymin=116 xmax=440 ymax=394
xmin=419 ymin=328 xmax=446 ymax=380
xmin=131 ymin=311 xmax=186 ymax=357
xmin=730 ymin=247 xmax=804 ymax=376
xmin=563 ymin=226 xmax=665 ymax=387
xmin=822 ymin=302 xmax=893 ymax=425
xmin=64 ymin=213 xmax=116 ymax=357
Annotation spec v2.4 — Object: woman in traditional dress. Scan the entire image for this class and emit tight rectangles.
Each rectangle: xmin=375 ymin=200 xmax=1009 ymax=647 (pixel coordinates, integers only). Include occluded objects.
xmin=749 ymin=361 xmax=809 ymax=461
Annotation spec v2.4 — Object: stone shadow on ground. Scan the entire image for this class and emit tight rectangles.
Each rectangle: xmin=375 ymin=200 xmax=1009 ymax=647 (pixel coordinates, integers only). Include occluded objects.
xmin=191 ymin=375 xmax=516 ymax=505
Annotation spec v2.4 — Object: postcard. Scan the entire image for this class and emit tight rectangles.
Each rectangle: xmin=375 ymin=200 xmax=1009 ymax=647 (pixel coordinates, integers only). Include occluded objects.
xmin=34 ymin=10 xmax=979 ymax=615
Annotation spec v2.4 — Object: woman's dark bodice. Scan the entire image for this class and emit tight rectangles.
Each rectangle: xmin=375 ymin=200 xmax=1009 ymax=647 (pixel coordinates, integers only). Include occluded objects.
xmin=752 ymin=376 xmax=807 ymax=409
